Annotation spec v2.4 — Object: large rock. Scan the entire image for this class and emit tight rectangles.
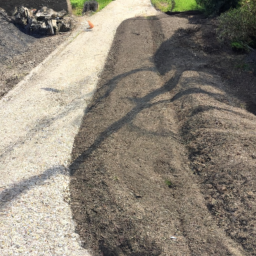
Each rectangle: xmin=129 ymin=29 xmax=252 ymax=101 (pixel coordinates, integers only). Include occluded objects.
xmin=12 ymin=6 xmax=72 ymax=35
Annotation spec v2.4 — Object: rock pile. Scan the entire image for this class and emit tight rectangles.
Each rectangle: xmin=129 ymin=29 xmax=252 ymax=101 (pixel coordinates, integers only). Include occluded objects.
xmin=12 ymin=6 xmax=73 ymax=35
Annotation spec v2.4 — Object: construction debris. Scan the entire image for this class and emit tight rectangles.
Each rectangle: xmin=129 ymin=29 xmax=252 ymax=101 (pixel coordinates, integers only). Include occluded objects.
xmin=12 ymin=6 xmax=73 ymax=35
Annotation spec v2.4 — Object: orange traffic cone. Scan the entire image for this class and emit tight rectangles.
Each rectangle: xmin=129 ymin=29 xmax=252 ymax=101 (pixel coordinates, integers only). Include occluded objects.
xmin=87 ymin=20 xmax=94 ymax=29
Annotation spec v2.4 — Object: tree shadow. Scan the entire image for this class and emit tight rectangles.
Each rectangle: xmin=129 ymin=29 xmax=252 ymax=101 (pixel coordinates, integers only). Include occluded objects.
xmin=69 ymin=69 xmax=182 ymax=174
xmin=0 ymin=84 xmax=94 ymax=160
xmin=0 ymin=165 xmax=68 ymax=210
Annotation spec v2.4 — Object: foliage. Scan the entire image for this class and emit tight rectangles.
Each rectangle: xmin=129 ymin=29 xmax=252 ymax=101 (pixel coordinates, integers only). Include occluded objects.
xmin=231 ymin=41 xmax=246 ymax=51
xmin=217 ymin=0 xmax=256 ymax=49
xmin=151 ymin=0 xmax=202 ymax=12
xmin=195 ymin=0 xmax=240 ymax=15
xmin=165 ymin=179 xmax=173 ymax=188
xmin=70 ymin=0 xmax=112 ymax=15
xmin=174 ymin=0 xmax=203 ymax=11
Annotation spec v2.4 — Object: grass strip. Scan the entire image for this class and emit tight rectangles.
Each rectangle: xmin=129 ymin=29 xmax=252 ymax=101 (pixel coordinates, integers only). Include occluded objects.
xmin=151 ymin=0 xmax=202 ymax=12
xmin=70 ymin=0 xmax=113 ymax=15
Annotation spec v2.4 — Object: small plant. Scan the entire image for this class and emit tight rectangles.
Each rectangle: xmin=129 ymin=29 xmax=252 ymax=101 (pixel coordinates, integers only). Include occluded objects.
xmin=165 ymin=179 xmax=173 ymax=188
xmin=231 ymin=41 xmax=247 ymax=52
xmin=113 ymin=175 xmax=119 ymax=181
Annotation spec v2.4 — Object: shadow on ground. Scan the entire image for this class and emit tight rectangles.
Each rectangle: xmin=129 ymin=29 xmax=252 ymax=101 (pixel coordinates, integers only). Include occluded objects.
xmin=0 ymin=165 xmax=68 ymax=211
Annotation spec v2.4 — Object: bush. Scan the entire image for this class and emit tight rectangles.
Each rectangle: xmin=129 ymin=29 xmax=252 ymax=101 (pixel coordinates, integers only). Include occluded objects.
xmin=217 ymin=0 xmax=256 ymax=49
xmin=195 ymin=0 xmax=240 ymax=15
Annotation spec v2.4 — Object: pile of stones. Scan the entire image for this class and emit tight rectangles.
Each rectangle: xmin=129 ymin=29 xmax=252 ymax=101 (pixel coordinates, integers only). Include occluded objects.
xmin=12 ymin=6 xmax=73 ymax=35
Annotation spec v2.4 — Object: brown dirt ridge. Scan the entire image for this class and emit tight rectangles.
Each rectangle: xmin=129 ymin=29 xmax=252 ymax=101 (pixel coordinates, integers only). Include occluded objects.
xmin=69 ymin=13 xmax=256 ymax=256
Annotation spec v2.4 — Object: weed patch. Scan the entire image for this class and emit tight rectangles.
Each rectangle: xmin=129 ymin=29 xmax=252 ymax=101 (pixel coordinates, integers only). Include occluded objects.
xmin=70 ymin=0 xmax=112 ymax=15
xmin=165 ymin=179 xmax=173 ymax=188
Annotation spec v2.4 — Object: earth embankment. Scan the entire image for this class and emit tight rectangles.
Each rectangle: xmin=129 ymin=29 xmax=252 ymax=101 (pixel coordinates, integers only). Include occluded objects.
xmin=69 ymin=13 xmax=256 ymax=255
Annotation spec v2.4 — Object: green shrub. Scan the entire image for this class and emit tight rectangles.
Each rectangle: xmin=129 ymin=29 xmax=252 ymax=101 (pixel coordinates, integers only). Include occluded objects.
xmin=195 ymin=0 xmax=240 ymax=15
xmin=231 ymin=41 xmax=247 ymax=52
xmin=217 ymin=0 xmax=256 ymax=48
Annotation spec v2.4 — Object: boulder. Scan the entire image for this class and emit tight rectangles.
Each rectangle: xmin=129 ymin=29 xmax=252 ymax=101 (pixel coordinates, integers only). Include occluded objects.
xmin=12 ymin=6 xmax=72 ymax=35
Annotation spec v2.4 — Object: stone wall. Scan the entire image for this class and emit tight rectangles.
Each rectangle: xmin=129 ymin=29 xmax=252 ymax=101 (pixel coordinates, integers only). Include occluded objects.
xmin=0 ymin=0 xmax=71 ymax=16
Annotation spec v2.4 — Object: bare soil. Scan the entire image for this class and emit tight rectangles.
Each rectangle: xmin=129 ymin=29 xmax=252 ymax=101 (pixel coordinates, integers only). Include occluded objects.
xmin=0 ymin=8 xmax=73 ymax=99
xmin=69 ymin=13 xmax=256 ymax=256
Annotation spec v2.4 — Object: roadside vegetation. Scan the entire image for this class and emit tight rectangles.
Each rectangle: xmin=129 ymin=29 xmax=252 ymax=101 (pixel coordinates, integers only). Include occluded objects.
xmin=196 ymin=0 xmax=241 ymax=15
xmin=217 ymin=0 xmax=256 ymax=51
xmin=151 ymin=0 xmax=202 ymax=12
xmin=152 ymin=0 xmax=256 ymax=51
xmin=70 ymin=0 xmax=112 ymax=15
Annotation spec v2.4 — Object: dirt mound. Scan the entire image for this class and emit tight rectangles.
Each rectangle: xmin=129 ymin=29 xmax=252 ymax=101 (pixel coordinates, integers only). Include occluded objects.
xmin=166 ymin=30 xmax=256 ymax=256
xmin=155 ymin=13 xmax=256 ymax=254
xmin=0 ymin=8 xmax=72 ymax=99
xmin=0 ymin=9 xmax=35 ymax=63
xmin=69 ymin=14 xmax=256 ymax=255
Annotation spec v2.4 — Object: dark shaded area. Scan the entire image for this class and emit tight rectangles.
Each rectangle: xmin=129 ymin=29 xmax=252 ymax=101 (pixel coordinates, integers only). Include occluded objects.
xmin=194 ymin=0 xmax=240 ymax=15
xmin=0 ymin=0 xmax=68 ymax=16
xmin=165 ymin=10 xmax=203 ymax=16
xmin=82 ymin=1 xmax=99 ymax=14
xmin=41 ymin=87 xmax=61 ymax=93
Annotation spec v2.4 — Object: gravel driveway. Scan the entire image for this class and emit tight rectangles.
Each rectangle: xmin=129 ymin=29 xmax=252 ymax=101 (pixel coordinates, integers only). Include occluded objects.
xmin=0 ymin=1 xmax=158 ymax=255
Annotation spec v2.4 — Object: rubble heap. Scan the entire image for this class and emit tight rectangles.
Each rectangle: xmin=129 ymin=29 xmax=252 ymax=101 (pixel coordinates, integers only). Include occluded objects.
xmin=12 ymin=6 xmax=73 ymax=35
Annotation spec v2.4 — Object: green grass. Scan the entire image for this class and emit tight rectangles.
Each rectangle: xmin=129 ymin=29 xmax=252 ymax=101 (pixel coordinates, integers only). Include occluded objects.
xmin=165 ymin=179 xmax=173 ymax=188
xmin=70 ymin=0 xmax=112 ymax=15
xmin=151 ymin=0 xmax=202 ymax=12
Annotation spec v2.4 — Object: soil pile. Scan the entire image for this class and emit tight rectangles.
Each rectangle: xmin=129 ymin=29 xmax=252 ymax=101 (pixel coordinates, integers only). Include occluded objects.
xmin=0 ymin=8 xmax=72 ymax=98
xmin=69 ymin=14 xmax=256 ymax=255
xmin=0 ymin=9 xmax=35 ymax=63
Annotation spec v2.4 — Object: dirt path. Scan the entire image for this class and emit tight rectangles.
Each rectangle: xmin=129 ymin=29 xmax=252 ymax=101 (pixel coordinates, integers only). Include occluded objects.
xmin=70 ymin=14 xmax=256 ymax=256
xmin=0 ymin=1 xmax=158 ymax=255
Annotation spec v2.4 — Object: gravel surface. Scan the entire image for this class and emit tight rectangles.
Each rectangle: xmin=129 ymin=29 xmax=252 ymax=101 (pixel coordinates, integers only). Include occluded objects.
xmin=0 ymin=1 xmax=158 ymax=255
